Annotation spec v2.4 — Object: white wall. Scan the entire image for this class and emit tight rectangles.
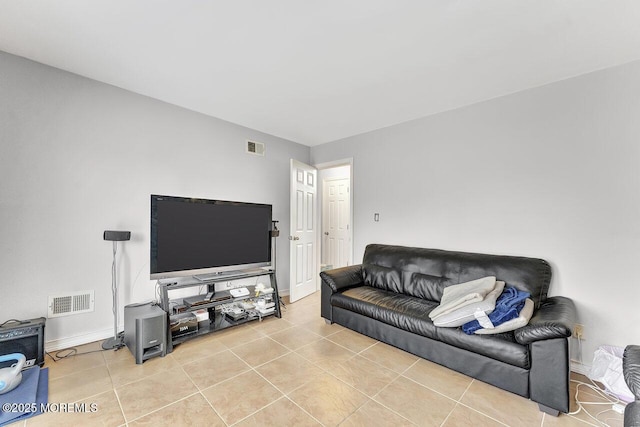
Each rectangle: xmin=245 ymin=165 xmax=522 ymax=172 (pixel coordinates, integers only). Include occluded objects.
xmin=0 ymin=51 xmax=309 ymax=347
xmin=311 ymin=60 xmax=640 ymax=367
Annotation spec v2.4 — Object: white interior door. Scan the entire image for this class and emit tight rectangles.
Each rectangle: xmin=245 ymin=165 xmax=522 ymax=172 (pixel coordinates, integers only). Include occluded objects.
xmin=289 ymin=159 xmax=318 ymax=302
xmin=322 ymin=177 xmax=351 ymax=268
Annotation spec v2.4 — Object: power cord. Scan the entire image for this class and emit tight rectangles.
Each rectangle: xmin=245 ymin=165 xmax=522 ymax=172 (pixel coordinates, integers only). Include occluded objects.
xmin=569 ymin=378 xmax=625 ymax=426
xmin=130 ymin=261 xmax=150 ymax=294
xmin=45 ymin=346 xmax=110 ymax=363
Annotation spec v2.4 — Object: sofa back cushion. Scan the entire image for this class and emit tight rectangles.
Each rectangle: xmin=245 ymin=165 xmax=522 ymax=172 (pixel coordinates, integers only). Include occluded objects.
xmin=362 ymin=244 xmax=552 ymax=308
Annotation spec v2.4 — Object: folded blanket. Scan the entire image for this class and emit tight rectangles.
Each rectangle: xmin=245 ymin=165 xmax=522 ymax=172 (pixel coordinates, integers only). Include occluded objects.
xmin=433 ymin=281 xmax=505 ymax=327
xmin=428 ymin=276 xmax=497 ymax=320
xmin=474 ymin=298 xmax=534 ymax=335
xmin=462 ymin=286 xmax=530 ymax=334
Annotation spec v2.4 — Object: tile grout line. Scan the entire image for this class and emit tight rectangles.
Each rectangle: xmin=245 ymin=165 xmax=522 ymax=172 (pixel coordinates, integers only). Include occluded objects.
xmin=220 ymin=340 xmax=328 ymax=427
xmin=192 ymin=344 xmax=316 ymax=422
xmin=453 ymin=401 xmax=512 ymax=426
xmin=193 ymin=356 xmax=254 ymax=394
xmin=186 ymin=352 xmax=231 ymax=427
xmin=278 ymin=396 xmax=327 ymax=427
xmin=170 ymin=339 xmax=231 ymax=366
xmin=112 ymin=388 xmax=129 ymax=425
xmin=260 ymin=340 xmax=379 ymax=426
xmin=365 ymin=357 xmax=463 ymax=426
xmin=200 ymin=390 xmax=230 ymax=427
xmin=323 ymin=331 xmax=379 ymax=355
xmin=225 ymin=395 xmax=286 ymax=426
xmin=453 ymin=380 xmax=523 ymax=427
xmin=44 ymin=352 xmax=108 ymax=382
xmin=126 ymin=347 xmax=247 ymax=421
xmin=176 ymin=355 xmax=228 ymax=425
xmin=438 ymin=402 xmax=459 ymax=427
xmin=356 ymin=342 xmax=421 ymax=378
xmin=124 ymin=391 xmax=202 ymax=425
xmin=458 ymin=378 xmax=473 ymax=402
xmin=398 ymin=373 xmax=468 ymax=406
xmin=356 ymin=360 xmax=410 ymax=423
xmin=117 ymin=360 xmax=205 ymax=424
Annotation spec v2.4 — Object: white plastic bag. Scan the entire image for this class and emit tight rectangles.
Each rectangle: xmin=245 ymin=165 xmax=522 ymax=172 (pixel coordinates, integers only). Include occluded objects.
xmin=588 ymin=345 xmax=634 ymax=402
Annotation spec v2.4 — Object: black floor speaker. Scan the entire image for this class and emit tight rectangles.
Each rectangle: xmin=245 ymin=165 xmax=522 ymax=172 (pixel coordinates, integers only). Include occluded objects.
xmin=0 ymin=317 xmax=46 ymax=369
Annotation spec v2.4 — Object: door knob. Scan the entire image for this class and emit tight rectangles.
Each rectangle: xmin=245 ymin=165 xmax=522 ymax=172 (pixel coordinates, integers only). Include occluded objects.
xmin=324 ymin=232 xmax=329 ymax=235
xmin=289 ymin=236 xmax=300 ymax=241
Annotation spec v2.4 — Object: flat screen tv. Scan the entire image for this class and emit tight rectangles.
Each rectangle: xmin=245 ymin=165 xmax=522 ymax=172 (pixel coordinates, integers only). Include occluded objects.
xmin=150 ymin=195 xmax=272 ymax=280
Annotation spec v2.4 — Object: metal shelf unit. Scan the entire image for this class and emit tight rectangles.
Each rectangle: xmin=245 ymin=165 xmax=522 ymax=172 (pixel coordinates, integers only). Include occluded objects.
xmin=157 ymin=269 xmax=281 ymax=353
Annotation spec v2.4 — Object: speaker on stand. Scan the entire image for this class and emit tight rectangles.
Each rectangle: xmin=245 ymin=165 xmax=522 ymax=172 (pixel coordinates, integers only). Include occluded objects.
xmin=102 ymin=230 xmax=131 ymax=350
xmin=271 ymin=220 xmax=284 ymax=310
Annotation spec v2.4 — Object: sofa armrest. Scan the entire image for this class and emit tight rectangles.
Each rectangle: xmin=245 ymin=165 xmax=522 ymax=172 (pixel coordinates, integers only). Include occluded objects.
xmin=514 ymin=296 xmax=576 ymax=345
xmin=624 ymin=345 xmax=640 ymax=400
xmin=320 ymin=264 xmax=364 ymax=293
xmin=625 ymin=401 xmax=640 ymax=427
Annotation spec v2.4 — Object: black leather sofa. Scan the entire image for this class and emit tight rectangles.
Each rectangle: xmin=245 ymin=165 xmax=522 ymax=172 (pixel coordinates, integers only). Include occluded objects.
xmin=320 ymin=244 xmax=576 ymax=415
xmin=624 ymin=345 xmax=640 ymax=426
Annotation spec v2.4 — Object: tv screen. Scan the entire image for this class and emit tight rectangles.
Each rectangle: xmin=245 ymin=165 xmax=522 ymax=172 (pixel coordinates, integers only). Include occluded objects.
xmin=150 ymin=195 xmax=272 ymax=280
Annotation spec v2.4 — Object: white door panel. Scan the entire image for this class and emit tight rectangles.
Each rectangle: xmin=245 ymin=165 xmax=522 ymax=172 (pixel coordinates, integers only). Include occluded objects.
xmin=322 ymin=177 xmax=351 ymax=268
xmin=290 ymin=159 xmax=318 ymax=302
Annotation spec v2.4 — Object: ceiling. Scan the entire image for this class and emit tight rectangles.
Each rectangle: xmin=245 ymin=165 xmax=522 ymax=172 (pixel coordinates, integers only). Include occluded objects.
xmin=2 ymin=1 xmax=640 ymax=146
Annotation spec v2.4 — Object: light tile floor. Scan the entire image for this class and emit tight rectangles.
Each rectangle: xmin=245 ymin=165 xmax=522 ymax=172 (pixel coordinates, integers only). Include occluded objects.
xmin=11 ymin=291 xmax=624 ymax=426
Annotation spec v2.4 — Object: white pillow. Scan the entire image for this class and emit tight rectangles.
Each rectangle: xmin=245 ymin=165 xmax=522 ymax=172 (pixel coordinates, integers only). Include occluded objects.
xmin=474 ymin=298 xmax=534 ymax=335
xmin=433 ymin=281 xmax=505 ymax=327
xmin=428 ymin=276 xmax=497 ymax=320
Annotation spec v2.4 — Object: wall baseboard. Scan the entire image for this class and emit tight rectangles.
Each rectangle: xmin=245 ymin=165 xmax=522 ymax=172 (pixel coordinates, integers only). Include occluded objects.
xmin=570 ymin=360 xmax=591 ymax=376
xmin=45 ymin=326 xmax=121 ymax=352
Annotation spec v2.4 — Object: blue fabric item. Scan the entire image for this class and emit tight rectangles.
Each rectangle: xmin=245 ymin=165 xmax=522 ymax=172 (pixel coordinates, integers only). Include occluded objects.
xmin=0 ymin=367 xmax=48 ymax=426
xmin=462 ymin=286 xmax=530 ymax=335
xmin=0 ymin=367 xmax=40 ymax=426
xmin=22 ymin=368 xmax=48 ymax=422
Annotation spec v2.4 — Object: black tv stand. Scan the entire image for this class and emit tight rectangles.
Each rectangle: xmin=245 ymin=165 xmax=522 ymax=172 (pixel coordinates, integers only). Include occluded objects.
xmin=157 ymin=269 xmax=281 ymax=353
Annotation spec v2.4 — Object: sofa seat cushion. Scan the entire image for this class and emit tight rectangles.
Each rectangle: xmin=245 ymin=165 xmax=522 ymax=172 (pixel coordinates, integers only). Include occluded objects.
xmin=332 ymin=286 xmax=530 ymax=369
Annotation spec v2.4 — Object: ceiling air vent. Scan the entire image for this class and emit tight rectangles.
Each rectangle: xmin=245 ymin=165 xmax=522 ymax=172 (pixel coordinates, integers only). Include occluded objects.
xmin=48 ymin=290 xmax=95 ymax=318
xmin=246 ymin=140 xmax=265 ymax=156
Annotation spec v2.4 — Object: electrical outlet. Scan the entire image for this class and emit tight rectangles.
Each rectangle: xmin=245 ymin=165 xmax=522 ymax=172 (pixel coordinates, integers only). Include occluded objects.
xmin=573 ymin=323 xmax=585 ymax=340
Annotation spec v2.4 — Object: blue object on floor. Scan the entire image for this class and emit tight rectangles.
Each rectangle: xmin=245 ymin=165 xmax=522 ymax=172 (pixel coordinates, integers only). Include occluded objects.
xmin=0 ymin=367 xmax=48 ymax=426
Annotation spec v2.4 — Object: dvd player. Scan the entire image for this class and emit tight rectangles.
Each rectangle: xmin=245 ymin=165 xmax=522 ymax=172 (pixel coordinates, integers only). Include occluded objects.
xmin=183 ymin=295 xmax=210 ymax=307
xmin=183 ymin=290 xmax=231 ymax=307
xmin=211 ymin=291 xmax=232 ymax=302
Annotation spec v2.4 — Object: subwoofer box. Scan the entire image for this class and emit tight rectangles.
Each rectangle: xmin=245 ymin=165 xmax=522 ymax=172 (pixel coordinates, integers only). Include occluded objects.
xmin=124 ymin=303 xmax=167 ymax=364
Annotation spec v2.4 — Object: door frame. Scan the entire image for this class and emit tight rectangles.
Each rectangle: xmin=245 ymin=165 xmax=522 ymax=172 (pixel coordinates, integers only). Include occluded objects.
xmin=315 ymin=158 xmax=354 ymax=290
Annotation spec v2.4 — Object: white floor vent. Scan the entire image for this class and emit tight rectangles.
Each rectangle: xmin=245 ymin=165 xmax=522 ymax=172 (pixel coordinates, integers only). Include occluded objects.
xmin=246 ymin=140 xmax=265 ymax=156
xmin=48 ymin=290 xmax=95 ymax=318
